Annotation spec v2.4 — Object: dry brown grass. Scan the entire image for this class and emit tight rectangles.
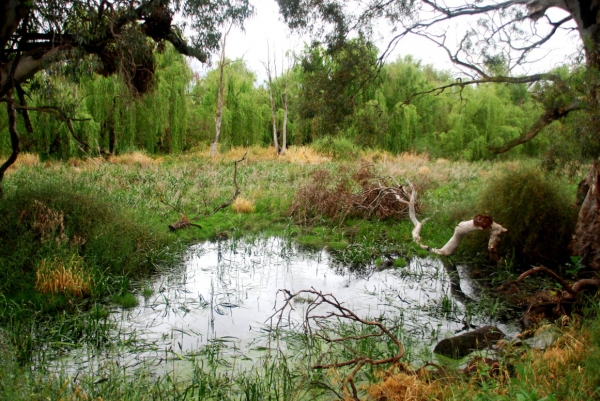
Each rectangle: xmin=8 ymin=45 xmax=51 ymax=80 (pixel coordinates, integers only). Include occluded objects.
xmin=5 ymin=152 xmax=39 ymax=174
xmin=107 ymin=152 xmax=156 ymax=167
xmin=232 ymin=197 xmax=256 ymax=213
xmin=190 ymin=145 xmax=332 ymax=165
xmin=31 ymin=199 xmax=68 ymax=244
xmin=366 ymin=372 xmax=444 ymax=401
xmin=35 ymin=255 xmax=91 ymax=297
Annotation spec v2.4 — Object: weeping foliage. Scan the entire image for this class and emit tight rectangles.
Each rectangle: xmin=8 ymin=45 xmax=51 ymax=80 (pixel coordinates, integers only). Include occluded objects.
xmin=0 ymin=47 xmax=584 ymax=162
xmin=188 ymin=59 xmax=269 ymax=150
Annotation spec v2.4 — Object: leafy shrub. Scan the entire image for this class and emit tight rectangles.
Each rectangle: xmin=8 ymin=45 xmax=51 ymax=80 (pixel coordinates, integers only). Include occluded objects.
xmin=0 ymin=182 xmax=173 ymax=297
xmin=311 ymin=136 xmax=360 ymax=160
xmin=475 ymin=165 xmax=577 ymax=267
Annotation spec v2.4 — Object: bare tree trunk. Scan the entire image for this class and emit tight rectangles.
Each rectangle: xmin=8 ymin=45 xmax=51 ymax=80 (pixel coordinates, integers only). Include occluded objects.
xmin=210 ymin=25 xmax=231 ymax=157
xmin=263 ymin=45 xmax=280 ymax=154
xmin=571 ymin=160 xmax=600 ymax=270
xmin=281 ymin=102 xmax=288 ymax=155
xmin=279 ymin=52 xmax=291 ymax=156
xmin=406 ymin=180 xmax=507 ymax=259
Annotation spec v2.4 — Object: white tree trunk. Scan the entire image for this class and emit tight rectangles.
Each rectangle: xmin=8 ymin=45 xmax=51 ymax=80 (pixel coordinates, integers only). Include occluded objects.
xmin=406 ymin=180 xmax=507 ymax=257
xmin=211 ymin=26 xmax=231 ymax=157
xmin=263 ymin=45 xmax=280 ymax=154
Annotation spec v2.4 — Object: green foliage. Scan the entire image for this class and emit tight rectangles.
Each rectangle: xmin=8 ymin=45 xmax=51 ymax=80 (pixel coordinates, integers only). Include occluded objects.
xmin=0 ymin=180 xmax=173 ymax=299
xmin=475 ymin=165 xmax=577 ymax=266
xmin=311 ymin=135 xmax=360 ymax=159
xmin=296 ymin=38 xmax=379 ymax=138
xmin=112 ymin=292 xmax=140 ymax=308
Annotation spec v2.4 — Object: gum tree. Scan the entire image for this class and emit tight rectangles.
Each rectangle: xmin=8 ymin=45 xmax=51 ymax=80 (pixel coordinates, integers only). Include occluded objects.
xmin=275 ymin=0 xmax=600 ymax=269
xmin=0 ymin=0 xmax=253 ymax=190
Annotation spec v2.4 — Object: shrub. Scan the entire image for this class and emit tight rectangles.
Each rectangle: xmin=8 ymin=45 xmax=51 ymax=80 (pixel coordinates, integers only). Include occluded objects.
xmin=312 ymin=136 xmax=360 ymax=160
xmin=475 ymin=165 xmax=577 ymax=267
xmin=0 ymin=182 xmax=173 ymax=297
xmin=289 ymin=163 xmax=411 ymax=224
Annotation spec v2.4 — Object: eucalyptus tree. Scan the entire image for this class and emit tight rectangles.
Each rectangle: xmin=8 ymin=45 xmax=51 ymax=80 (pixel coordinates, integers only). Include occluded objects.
xmin=0 ymin=0 xmax=253 ymax=190
xmin=190 ymin=58 xmax=266 ymax=149
xmin=276 ymin=0 xmax=600 ymax=269
xmin=295 ymin=38 xmax=379 ymax=141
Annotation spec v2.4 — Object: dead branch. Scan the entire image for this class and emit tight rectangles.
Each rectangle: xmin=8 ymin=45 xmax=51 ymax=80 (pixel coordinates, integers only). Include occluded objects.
xmin=167 ymin=152 xmax=247 ymax=231
xmin=268 ymin=288 xmax=405 ymax=400
xmin=290 ymin=164 xmax=413 ymax=225
xmin=406 ymin=179 xmax=507 ymax=258
xmin=517 ymin=265 xmax=600 ymax=300
xmin=168 ymin=215 xmax=203 ymax=232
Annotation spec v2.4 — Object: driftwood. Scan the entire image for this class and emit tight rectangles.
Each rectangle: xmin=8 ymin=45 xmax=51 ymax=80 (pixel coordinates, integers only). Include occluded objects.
xmin=269 ymin=288 xmax=406 ymax=400
xmin=166 ymin=152 xmax=247 ymax=231
xmin=405 ymin=179 xmax=507 ymax=259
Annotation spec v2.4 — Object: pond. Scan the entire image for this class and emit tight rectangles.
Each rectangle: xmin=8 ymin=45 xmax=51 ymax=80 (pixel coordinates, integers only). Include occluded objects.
xmin=55 ymin=236 xmax=518 ymax=376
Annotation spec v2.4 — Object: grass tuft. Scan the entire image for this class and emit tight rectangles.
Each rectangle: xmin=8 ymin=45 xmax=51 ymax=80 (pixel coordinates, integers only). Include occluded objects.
xmin=232 ymin=197 xmax=256 ymax=213
xmin=108 ymin=151 xmax=156 ymax=167
xmin=35 ymin=255 xmax=91 ymax=297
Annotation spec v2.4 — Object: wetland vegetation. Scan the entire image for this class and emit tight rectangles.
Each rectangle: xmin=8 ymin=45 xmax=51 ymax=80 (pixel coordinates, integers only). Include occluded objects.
xmin=2 ymin=0 xmax=600 ymax=397
xmin=1 ymin=148 xmax=599 ymax=400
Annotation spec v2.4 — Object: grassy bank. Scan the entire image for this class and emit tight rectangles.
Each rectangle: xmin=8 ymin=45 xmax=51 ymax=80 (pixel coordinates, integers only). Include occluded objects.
xmin=0 ymin=146 xmax=594 ymax=400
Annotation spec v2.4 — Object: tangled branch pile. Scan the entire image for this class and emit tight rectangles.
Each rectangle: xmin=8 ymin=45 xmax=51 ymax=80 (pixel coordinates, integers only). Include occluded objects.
xmin=290 ymin=164 xmax=414 ymax=224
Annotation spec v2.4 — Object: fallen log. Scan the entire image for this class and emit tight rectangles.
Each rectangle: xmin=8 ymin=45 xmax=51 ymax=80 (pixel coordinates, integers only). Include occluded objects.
xmin=405 ymin=179 xmax=507 ymax=259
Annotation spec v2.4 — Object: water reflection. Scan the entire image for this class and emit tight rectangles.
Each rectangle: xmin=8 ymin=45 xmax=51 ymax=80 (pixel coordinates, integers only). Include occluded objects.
xmin=58 ymin=236 xmax=516 ymax=372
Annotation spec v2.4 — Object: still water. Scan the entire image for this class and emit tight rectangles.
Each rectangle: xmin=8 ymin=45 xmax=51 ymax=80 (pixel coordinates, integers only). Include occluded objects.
xmin=58 ymin=236 xmax=516 ymax=372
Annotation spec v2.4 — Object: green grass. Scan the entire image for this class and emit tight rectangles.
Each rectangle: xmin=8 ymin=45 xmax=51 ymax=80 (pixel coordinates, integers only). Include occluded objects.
xmin=0 ymin=151 xmax=596 ymax=400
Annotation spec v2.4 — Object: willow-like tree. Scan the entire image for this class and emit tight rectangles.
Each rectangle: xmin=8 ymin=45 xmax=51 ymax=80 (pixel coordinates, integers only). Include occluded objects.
xmin=0 ymin=0 xmax=253 ymax=191
xmin=276 ymin=0 xmax=600 ymax=270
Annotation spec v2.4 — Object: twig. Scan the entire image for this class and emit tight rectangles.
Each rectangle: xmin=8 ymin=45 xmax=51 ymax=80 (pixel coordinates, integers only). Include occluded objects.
xmin=268 ymin=288 xmax=405 ymax=400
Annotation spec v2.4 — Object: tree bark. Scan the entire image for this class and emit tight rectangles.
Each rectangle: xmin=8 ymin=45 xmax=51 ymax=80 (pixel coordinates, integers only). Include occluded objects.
xmin=210 ymin=29 xmax=229 ymax=157
xmin=0 ymin=97 xmax=20 ymax=195
xmin=571 ymin=161 xmax=600 ymax=270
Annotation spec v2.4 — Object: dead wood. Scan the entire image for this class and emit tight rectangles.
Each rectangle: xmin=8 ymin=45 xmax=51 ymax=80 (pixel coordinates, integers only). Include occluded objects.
xmin=289 ymin=164 xmax=413 ymax=225
xmin=406 ymin=179 xmax=507 ymax=258
xmin=166 ymin=152 xmax=247 ymax=231
xmin=168 ymin=215 xmax=202 ymax=232
xmin=268 ymin=288 xmax=405 ymax=400
xmin=516 ymin=266 xmax=600 ymax=300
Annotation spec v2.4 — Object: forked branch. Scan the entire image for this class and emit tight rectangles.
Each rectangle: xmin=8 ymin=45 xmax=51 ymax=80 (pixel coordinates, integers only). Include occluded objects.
xmin=516 ymin=266 xmax=600 ymax=300
xmin=406 ymin=179 xmax=507 ymax=258
xmin=269 ymin=288 xmax=405 ymax=400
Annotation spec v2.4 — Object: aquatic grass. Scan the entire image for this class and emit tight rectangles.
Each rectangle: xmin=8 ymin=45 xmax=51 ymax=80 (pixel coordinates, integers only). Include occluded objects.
xmin=112 ymin=292 xmax=139 ymax=308
xmin=2 ymin=150 xmax=590 ymax=400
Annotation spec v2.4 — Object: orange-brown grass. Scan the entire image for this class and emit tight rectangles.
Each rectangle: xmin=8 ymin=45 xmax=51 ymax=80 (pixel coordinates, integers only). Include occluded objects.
xmin=190 ymin=145 xmax=332 ymax=165
xmin=35 ymin=255 xmax=91 ymax=297
xmin=5 ymin=152 xmax=39 ymax=174
xmin=280 ymin=146 xmax=331 ymax=164
xmin=232 ymin=197 xmax=256 ymax=213
xmin=108 ymin=151 xmax=156 ymax=167
xmin=402 ymin=325 xmax=590 ymax=400
xmin=366 ymin=372 xmax=444 ymax=401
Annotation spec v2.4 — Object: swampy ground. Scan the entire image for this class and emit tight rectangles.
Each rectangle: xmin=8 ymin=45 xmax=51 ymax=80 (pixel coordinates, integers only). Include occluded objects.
xmin=1 ymin=146 xmax=599 ymax=400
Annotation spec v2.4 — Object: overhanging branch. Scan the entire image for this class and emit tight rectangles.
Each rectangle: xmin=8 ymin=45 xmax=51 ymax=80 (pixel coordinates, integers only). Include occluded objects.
xmin=490 ymin=99 xmax=585 ymax=154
